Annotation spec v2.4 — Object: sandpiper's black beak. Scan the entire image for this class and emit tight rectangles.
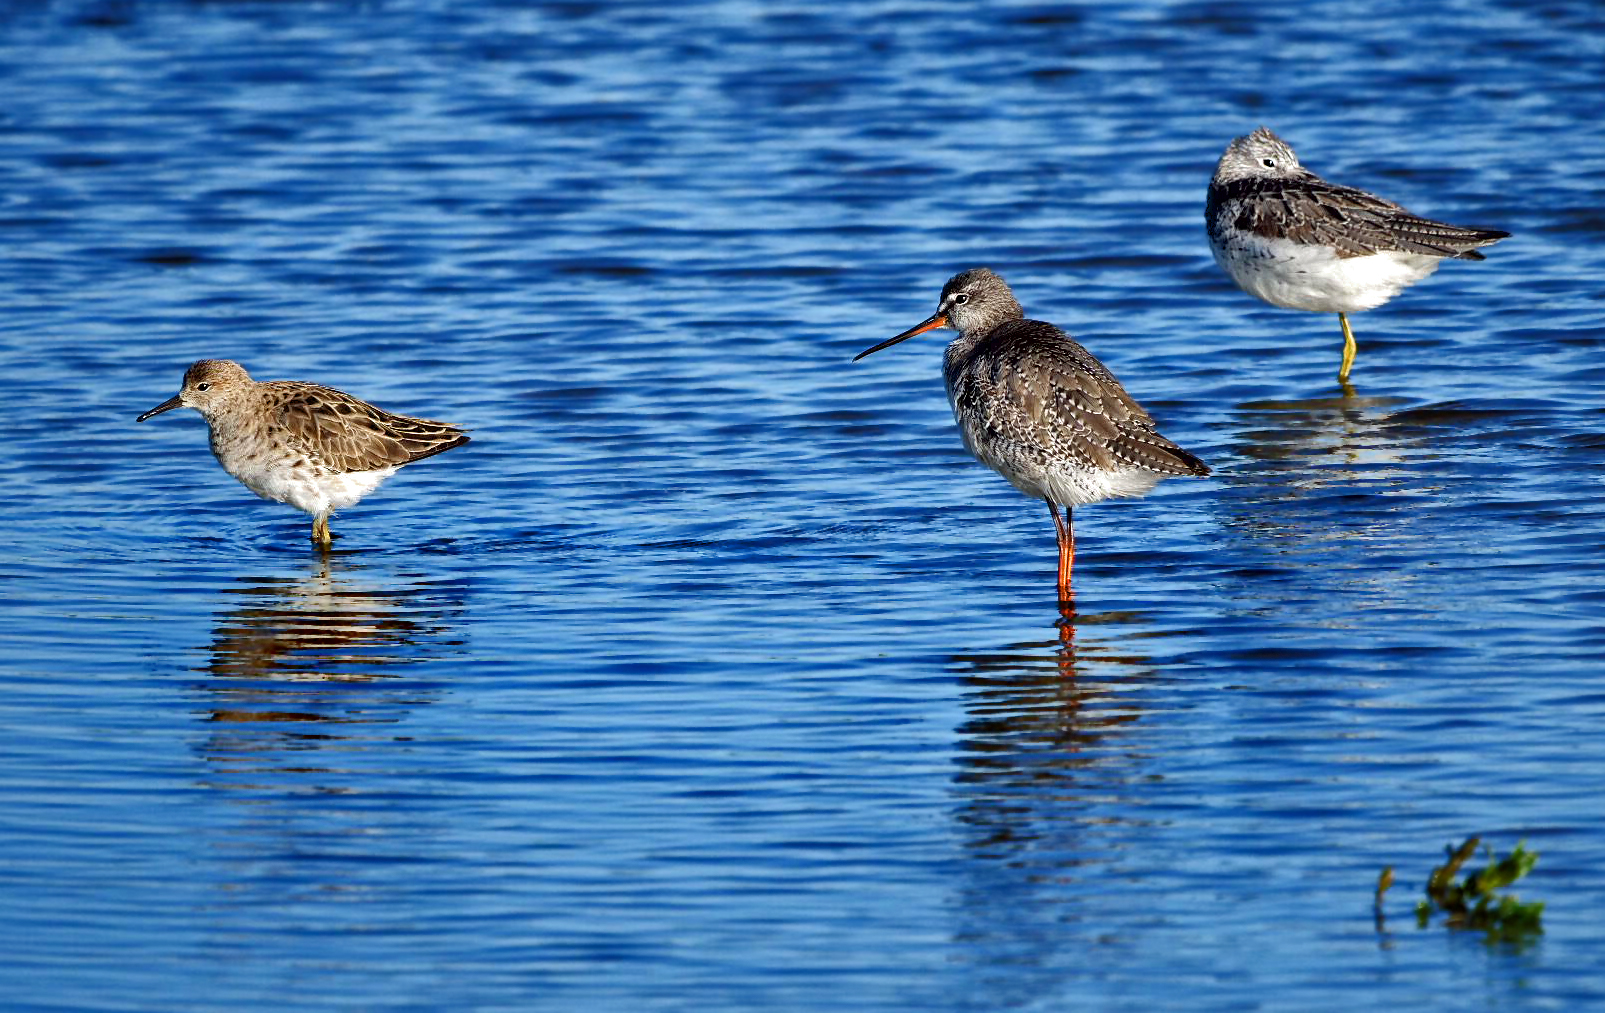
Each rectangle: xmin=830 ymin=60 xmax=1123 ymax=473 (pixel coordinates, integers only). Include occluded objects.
xmin=137 ymin=394 xmax=184 ymax=422
xmin=853 ymin=311 xmax=949 ymax=362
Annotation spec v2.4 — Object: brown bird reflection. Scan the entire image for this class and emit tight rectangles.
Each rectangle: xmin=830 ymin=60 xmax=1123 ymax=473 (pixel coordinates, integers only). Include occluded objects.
xmin=950 ymin=610 xmax=1160 ymax=854
xmin=944 ymin=611 xmax=1165 ymax=993
xmin=197 ymin=558 xmax=465 ymax=777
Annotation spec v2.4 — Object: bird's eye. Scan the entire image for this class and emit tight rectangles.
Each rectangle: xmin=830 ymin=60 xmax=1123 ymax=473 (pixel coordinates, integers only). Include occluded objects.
xmin=953 ymin=293 xmax=970 ymax=305
xmin=1261 ymin=157 xmax=1276 ymax=168
xmin=196 ymin=382 xmax=211 ymax=392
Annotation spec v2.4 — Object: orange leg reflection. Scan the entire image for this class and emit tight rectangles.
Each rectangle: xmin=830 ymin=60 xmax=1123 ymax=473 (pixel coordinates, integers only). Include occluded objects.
xmin=1055 ymin=614 xmax=1076 ymax=680
xmin=1048 ymin=499 xmax=1077 ymax=669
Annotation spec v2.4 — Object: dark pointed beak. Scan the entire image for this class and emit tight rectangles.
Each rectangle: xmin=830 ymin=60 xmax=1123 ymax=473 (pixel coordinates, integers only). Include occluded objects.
xmin=853 ymin=312 xmax=950 ymax=362
xmin=137 ymin=394 xmax=184 ymax=422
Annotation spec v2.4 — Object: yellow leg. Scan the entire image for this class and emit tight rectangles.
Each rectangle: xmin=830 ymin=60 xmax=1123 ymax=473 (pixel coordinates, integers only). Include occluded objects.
xmin=311 ymin=514 xmax=332 ymax=548
xmin=1337 ymin=312 xmax=1358 ymax=383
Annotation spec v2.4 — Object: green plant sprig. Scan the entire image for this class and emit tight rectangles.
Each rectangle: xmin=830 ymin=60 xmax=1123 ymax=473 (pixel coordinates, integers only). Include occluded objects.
xmin=1408 ymin=837 xmax=1544 ymax=945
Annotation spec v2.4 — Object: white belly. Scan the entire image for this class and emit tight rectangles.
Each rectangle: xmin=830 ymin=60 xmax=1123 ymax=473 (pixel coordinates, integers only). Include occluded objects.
xmin=955 ymin=421 xmax=1164 ymax=509
xmin=240 ymin=466 xmax=396 ymax=516
xmin=1021 ymin=462 xmax=1162 ymax=508
xmin=212 ymin=436 xmax=396 ymax=517
xmin=1211 ymin=232 xmax=1440 ymax=314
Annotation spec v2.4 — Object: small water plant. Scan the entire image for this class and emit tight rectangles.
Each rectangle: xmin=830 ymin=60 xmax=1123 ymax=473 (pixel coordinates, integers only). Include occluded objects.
xmin=1376 ymin=837 xmax=1544 ymax=945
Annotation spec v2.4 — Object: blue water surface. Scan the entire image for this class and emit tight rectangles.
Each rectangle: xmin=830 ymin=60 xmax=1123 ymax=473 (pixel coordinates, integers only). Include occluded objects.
xmin=1 ymin=1 xmax=1603 ymax=1010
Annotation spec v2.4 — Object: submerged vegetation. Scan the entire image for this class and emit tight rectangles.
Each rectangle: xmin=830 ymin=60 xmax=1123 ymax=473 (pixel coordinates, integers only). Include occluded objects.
xmin=1377 ymin=837 xmax=1544 ymax=945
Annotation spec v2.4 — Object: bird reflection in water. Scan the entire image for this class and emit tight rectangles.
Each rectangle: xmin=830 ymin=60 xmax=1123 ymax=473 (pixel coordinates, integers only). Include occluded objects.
xmin=950 ymin=607 xmax=1158 ymax=853
xmin=1222 ymin=390 xmax=1449 ymax=579
xmin=197 ymin=556 xmax=466 ymax=782
xmin=946 ymin=608 xmax=1162 ymax=991
xmin=1232 ymin=390 xmax=1419 ymax=493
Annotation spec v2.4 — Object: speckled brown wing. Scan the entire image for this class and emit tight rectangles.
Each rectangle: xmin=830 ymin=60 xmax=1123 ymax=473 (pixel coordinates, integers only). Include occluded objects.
xmin=1217 ymin=176 xmax=1509 ymax=260
xmin=953 ymin=321 xmax=1209 ymax=478
xmin=267 ymin=382 xmax=470 ymax=474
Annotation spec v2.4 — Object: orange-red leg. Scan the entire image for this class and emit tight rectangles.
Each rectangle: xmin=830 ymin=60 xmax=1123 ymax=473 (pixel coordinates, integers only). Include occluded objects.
xmin=1047 ymin=500 xmax=1074 ymax=602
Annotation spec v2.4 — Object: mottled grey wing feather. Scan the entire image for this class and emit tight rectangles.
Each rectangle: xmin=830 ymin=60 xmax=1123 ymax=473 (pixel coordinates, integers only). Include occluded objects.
xmin=268 ymin=382 xmax=470 ymax=474
xmin=1224 ymin=176 xmax=1509 ymax=260
xmin=955 ymin=321 xmax=1209 ymax=478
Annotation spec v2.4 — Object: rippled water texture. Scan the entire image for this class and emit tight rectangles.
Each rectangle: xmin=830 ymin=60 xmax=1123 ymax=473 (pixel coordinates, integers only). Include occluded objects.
xmin=2 ymin=1 xmax=1603 ymax=1009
